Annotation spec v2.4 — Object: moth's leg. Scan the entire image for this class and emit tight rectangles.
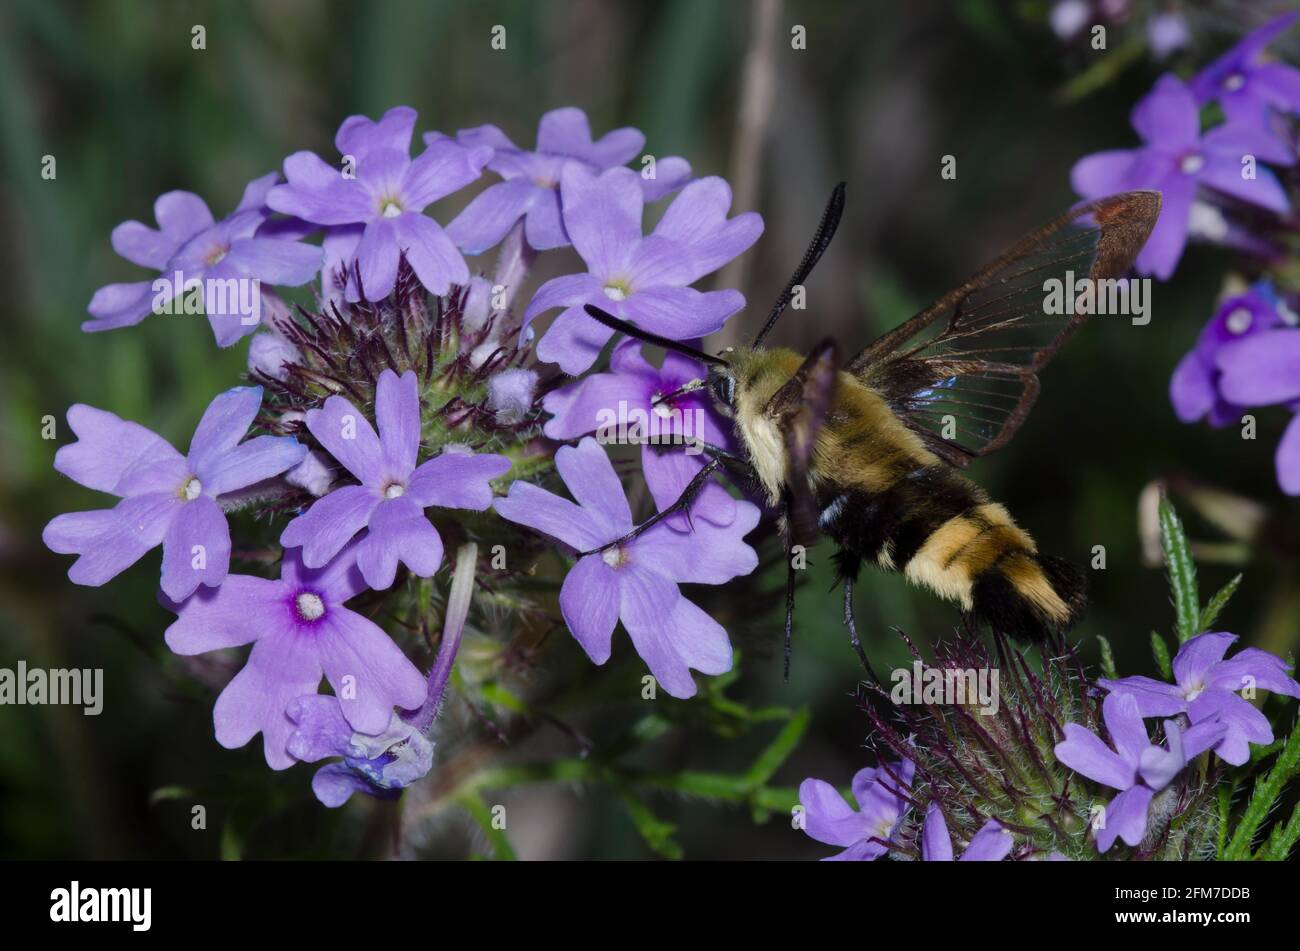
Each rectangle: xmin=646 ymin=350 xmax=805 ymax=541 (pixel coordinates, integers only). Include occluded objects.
xmin=646 ymin=437 xmax=751 ymax=469
xmin=576 ymin=457 xmax=722 ymax=557
xmin=783 ymin=543 xmax=798 ymax=682
xmin=836 ymin=552 xmax=879 ymax=681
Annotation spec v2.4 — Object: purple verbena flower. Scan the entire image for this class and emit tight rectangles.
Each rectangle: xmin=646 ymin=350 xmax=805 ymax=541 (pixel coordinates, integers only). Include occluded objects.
xmin=492 ymin=437 xmax=759 ymax=698
xmin=521 ymin=167 xmax=763 ymax=374
xmin=266 ymin=106 xmax=490 ymax=302
xmin=447 ymin=106 xmax=691 ymax=254
xmin=543 ymin=339 xmax=737 ymax=529
xmin=162 ymin=542 xmax=425 ymax=769
xmin=920 ymin=803 xmax=1013 ymax=861
xmin=1099 ymin=631 xmax=1300 ymax=765
xmin=1071 ymin=74 xmax=1293 ymax=279
xmin=1170 ymin=283 xmax=1285 ymax=428
xmin=43 ymin=386 xmax=305 ymax=601
xmin=1055 ymin=693 xmax=1224 ymax=852
xmin=280 ymin=368 xmax=511 ymax=590
xmin=88 ymin=174 xmax=323 ymax=346
xmin=286 ymin=695 xmax=434 ymax=807
xmin=797 ymin=759 xmax=915 ymax=861
xmin=1192 ymin=12 xmax=1300 ymax=123
xmin=1215 ymin=324 xmax=1300 ymax=495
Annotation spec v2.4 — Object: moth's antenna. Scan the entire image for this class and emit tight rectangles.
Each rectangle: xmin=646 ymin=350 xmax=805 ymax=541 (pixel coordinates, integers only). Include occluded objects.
xmin=752 ymin=182 xmax=847 ymax=348
xmin=582 ymin=304 xmax=729 ymax=367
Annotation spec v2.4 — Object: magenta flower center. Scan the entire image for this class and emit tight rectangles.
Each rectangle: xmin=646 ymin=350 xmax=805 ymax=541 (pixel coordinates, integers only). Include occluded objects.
xmin=295 ymin=591 xmax=327 ymax=622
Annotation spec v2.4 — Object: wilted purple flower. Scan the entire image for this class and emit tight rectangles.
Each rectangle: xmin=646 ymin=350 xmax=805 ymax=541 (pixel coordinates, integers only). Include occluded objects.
xmin=521 ymin=167 xmax=763 ymax=374
xmin=280 ymin=368 xmax=511 ymax=590
xmin=797 ymin=759 xmax=915 ymax=861
xmin=543 ymin=339 xmax=736 ymax=529
xmin=44 ymin=386 xmax=305 ymax=601
xmin=1170 ymin=284 xmax=1285 ymax=427
xmin=1071 ymin=74 xmax=1292 ymax=279
xmin=920 ymin=803 xmax=1013 ymax=861
xmin=1192 ymin=12 xmax=1300 ymax=123
xmin=486 ymin=367 xmax=538 ymax=424
xmin=267 ymin=106 xmax=490 ymax=302
xmin=1099 ymin=631 xmax=1300 ymax=765
xmin=162 ymin=542 xmax=425 ymax=769
xmin=286 ymin=696 xmax=433 ymax=806
xmin=492 ymin=437 xmax=759 ymax=698
xmin=87 ymin=174 xmax=323 ymax=346
xmin=1054 ymin=693 xmax=1223 ymax=852
xmin=447 ymin=106 xmax=691 ymax=254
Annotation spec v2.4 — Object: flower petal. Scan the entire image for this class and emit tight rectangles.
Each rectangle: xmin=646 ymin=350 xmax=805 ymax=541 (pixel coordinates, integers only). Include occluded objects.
xmin=162 ymin=575 xmax=284 ymax=653
xmin=353 ymin=497 xmax=444 ymax=590
xmin=374 ymin=369 xmax=421 ymax=477
xmin=199 ymin=434 xmax=306 ymax=497
xmin=921 ymin=803 xmax=954 ymax=861
xmin=798 ymin=777 xmax=868 ymax=849
xmin=213 ymin=630 xmax=323 ymax=770
xmin=280 ymin=484 xmax=380 ymax=569
xmin=446 ymin=178 xmax=540 ymax=254
xmin=317 ymin=608 xmax=426 ymax=734
xmin=54 ymin=404 xmax=185 ymax=496
xmin=559 ymin=554 xmax=621 ymax=665
xmin=559 ymin=165 xmax=644 ymax=276
xmin=188 ymin=386 xmax=264 ymax=474
xmin=391 ymin=213 xmax=468 ymax=296
xmin=1054 ymin=723 xmax=1134 ymax=791
xmin=1172 ymin=631 xmax=1238 ymax=686
xmin=407 ymin=450 xmax=511 ymax=510
xmin=555 ymin=437 xmax=633 ymax=538
xmin=43 ymin=493 xmax=177 ymax=587
xmin=305 ymin=394 xmax=385 ymax=486
xmin=1215 ymin=330 xmax=1300 ymax=406
xmin=268 ymin=151 xmax=374 ymax=225
xmin=335 ymin=106 xmax=417 ymax=162
xmin=160 ymin=496 xmax=230 ymax=601
xmin=492 ymin=480 xmax=602 ymax=551
xmin=402 ymin=136 xmax=491 ymax=210
xmin=960 ymin=820 xmax=1013 ymax=861
xmin=83 ymin=281 xmax=157 ymax=332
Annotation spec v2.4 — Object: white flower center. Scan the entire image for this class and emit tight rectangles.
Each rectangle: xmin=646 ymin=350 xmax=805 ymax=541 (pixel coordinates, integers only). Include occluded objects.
xmin=384 ymin=482 xmax=406 ymax=500
xmin=380 ymin=198 xmax=403 ymax=218
xmin=603 ymin=283 xmax=628 ymax=302
xmin=181 ymin=477 xmax=202 ymax=501
xmin=1225 ymin=307 xmax=1253 ymax=335
xmin=601 ymin=545 xmax=627 ymax=569
xmin=295 ymin=592 xmax=326 ymax=621
xmin=1184 ymin=682 xmax=1205 ymax=703
xmin=204 ymin=246 xmax=228 ymax=267
xmin=1224 ymin=73 xmax=1245 ymax=92
xmin=652 ymin=395 xmax=674 ymax=419
xmin=1180 ymin=153 xmax=1205 ymax=175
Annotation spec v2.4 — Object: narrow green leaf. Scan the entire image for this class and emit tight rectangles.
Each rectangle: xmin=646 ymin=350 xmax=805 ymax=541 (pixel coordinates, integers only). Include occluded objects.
xmin=742 ymin=706 xmax=811 ymax=789
xmin=1158 ymin=496 xmax=1200 ymax=643
xmin=1199 ymin=574 xmax=1243 ymax=633
xmin=1216 ymin=783 xmax=1234 ymax=859
xmin=1225 ymin=722 xmax=1300 ymax=860
xmin=1150 ymin=632 xmax=1173 ymax=680
xmin=1260 ymin=799 xmax=1300 ymax=861
xmin=1097 ymin=636 xmax=1117 ymax=680
xmin=458 ymin=791 xmax=517 ymax=861
xmin=616 ymin=785 xmax=682 ymax=860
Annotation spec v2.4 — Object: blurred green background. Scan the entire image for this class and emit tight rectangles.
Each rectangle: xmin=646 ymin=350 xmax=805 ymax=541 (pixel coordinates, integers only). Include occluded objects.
xmin=2 ymin=0 xmax=1298 ymax=859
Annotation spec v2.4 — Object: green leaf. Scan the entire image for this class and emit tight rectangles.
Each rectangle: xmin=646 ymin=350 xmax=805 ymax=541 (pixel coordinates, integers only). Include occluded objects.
xmin=1097 ymin=636 xmax=1117 ymax=680
xmin=1199 ymin=574 xmax=1243 ymax=633
xmin=1150 ymin=631 xmax=1173 ymax=680
xmin=742 ymin=707 xmax=811 ymax=789
xmin=1260 ymin=800 xmax=1300 ymax=861
xmin=1158 ymin=496 xmax=1200 ymax=643
xmin=1216 ymin=783 xmax=1234 ymax=859
xmin=616 ymin=785 xmax=682 ymax=860
xmin=457 ymin=791 xmax=517 ymax=861
xmin=1225 ymin=721 xmax=1300 ymax=860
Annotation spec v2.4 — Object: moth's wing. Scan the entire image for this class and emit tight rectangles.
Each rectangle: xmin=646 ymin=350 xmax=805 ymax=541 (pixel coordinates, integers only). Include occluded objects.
xmin=765 ymin=338 xmax=839 ymax=546
xmin=845 ymin=191 xmax=1161 ymax=467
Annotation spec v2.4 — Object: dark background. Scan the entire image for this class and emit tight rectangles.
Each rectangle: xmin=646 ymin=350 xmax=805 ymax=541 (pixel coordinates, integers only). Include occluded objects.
xmin=2 ymin=0 xmax=1298 ymax=859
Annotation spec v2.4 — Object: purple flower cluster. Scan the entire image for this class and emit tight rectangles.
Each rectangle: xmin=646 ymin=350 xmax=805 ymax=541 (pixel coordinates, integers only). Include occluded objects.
xmin=54 ymin=104 xmax=767 ymax=806
xmin=1170 ymin=282 xmax=1300 ymax=494
xmin=1053 ymin=631 xmax=1300 ymax=853
xmin=1071 ymin=13 xmax=1300 ymax=279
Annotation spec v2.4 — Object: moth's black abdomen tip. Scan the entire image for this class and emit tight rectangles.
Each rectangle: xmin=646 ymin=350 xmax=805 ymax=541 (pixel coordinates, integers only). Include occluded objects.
xmin=970 ymin=553 xmax=1087 ymax=643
